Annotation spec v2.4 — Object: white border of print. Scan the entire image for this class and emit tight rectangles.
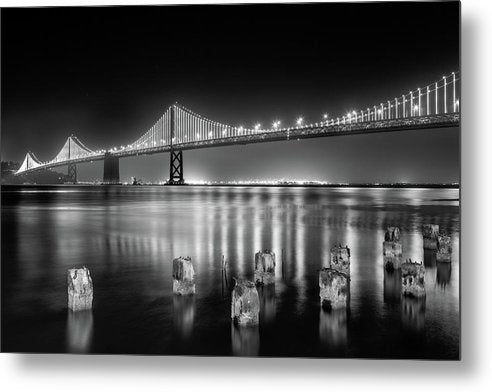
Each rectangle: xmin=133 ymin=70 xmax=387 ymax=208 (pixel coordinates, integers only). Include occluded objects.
xmin=0 ymin=0 xmax=490 ymax=392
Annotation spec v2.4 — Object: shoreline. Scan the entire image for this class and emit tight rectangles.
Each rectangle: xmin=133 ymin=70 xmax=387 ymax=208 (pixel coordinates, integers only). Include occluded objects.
xmin=1 ymin=183 xmax=460 ymax=189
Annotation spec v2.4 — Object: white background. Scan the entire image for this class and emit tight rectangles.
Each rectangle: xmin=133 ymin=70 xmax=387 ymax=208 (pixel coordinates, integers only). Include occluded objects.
xmin=1 ymin=0 xmax=491 ymax=391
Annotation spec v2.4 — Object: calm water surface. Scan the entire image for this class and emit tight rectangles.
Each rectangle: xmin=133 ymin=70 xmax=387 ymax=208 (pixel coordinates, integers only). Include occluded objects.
xmin=1 ymin=185 xmax=460 ymax=358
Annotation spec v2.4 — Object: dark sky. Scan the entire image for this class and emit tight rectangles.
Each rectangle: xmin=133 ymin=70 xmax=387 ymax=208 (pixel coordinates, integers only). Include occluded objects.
xmin=1 ymin=2 xmax=460 ymax=183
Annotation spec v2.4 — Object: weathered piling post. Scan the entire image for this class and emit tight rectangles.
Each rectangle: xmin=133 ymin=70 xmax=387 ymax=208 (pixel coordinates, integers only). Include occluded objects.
xmin=401 ymin=259 xmax=426 ymax=298
xmin=422 ymin=224 xmax=439 ymax=250
xmin=330 ymin=244 xmax=351 ymax=275
xmin=383 ymin=226 xmax=403 ymax=271
xmin=254 ymin=250 xmax=276 ymax=285
xmin=319 ymin=268 xmax=349 ymax=310
xmin=67 ymin=266 xmax=93 ymax=311
xmin=231 ymin=278 xmax=260 ymax=326
xmin=436 ymin=234 xmax=452 ymax=262
xmin=172 ymin=256 xmax=196 ymax=295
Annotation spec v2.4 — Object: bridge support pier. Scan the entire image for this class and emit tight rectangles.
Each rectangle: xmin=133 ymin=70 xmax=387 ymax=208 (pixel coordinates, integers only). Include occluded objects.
xmin=103 ymin=152 xmax=120 ymax=185
xmin=67 ymin=163 xmax=77 ymax=184
xmin=167 ymin=149 xmax=184 ymax=185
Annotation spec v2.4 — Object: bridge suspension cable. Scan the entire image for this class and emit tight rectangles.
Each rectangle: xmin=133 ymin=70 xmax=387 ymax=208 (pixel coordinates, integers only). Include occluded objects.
xmin=15 ymin=151 xmax=43 ymax=174
xmin=49 ymin=135 xmax=96 ymax=164
xmin=329 ymin=71 xmax=460 ymax=126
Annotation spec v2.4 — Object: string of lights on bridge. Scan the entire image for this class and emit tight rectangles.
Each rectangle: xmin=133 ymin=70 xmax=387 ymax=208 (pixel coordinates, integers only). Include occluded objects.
xmin=16 ymin=71 xmax=460 ymax=174
xmin=113 ymin=71 xmax=460 ymax=153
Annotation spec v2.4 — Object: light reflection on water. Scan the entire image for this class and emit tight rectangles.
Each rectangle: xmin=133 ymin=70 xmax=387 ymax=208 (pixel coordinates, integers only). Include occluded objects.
xmin=67 ymin=310 xmax=93 ymax=353
xmin=1 ymin=185 xmax=459 ymax=358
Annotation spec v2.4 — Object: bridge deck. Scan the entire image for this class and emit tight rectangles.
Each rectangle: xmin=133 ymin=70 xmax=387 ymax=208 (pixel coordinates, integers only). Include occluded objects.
xmin=17 ymin=113 xmax=459 ymax=174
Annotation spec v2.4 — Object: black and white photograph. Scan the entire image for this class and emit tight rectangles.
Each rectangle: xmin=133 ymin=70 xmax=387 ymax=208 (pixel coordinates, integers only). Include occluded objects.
xmin=1 ymin=1 xmax=461 ymax=360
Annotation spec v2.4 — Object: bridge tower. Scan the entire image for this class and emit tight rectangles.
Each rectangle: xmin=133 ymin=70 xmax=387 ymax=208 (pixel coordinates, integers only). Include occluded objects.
xmin=103 ymin=152 xmax=120 ymax=184
xmin=67 ymin=136 xmax=77 ymax=183
xmin=167 ymin=104 xmax=185 ymax=185
xmin=67 ymin=162 xmax=77 ymax=183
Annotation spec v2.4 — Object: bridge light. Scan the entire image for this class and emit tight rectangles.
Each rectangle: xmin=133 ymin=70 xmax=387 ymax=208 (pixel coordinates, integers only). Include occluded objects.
xmin=296 ymin=117 xmax=303 ymax=126
xmin=323 ymin=113 xmax=328 ymax=119
xmin=272 ymin=121 xmax=280 ymax=129
xmin=254 ymin=123 xmax=261 ymax=131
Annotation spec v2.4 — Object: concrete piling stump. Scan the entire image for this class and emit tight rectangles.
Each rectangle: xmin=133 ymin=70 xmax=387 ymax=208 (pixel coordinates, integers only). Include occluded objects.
xmin=329 ymin=244 xmax=351 ymax=275
xmin=67 ymin=266 xmax=93 ymax=311
xmin=319 ymin=268 xmax=349 ymax=310
xmin=383 ymin=227 xmax=402 ymax=271
xmin=231 ymin=278 xmax=260 ymax=326
xmin=401 ymin=259 xmax=426 ymax=298
xmin=254 ymin=250 xmax=276 ymax=285
xmin=436 ymin=234 xmax=452 ymax=262
xmin=422 ymin=224 xmax=439 ymax=250
xmin=172 ymin=256 xmax=196 ymax=295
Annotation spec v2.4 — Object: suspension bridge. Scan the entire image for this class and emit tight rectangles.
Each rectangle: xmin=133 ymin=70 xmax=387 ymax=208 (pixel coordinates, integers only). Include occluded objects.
xmin=15 ymin=72 xmax=460 ymax=184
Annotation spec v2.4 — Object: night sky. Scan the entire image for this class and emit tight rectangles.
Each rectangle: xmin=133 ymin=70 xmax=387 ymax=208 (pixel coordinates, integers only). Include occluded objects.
xmin=1 ymin=2 xmax=460 ymax=183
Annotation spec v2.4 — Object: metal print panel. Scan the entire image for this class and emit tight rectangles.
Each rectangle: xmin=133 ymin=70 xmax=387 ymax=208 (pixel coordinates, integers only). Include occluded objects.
xmin=0 ymin=1 xmax=460 ymax=359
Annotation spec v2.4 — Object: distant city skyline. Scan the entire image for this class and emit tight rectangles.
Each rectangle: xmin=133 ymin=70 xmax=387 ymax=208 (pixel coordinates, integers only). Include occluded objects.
xmin=1 ymin=2 xmax=459 ymax=183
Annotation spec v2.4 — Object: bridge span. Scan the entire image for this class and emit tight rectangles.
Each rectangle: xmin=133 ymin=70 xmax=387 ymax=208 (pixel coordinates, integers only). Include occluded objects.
xmin=16 ymin=72 xmax=460 ymax=184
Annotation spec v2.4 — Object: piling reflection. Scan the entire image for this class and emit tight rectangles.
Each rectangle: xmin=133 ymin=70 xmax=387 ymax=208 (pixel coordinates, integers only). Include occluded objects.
xmin=66 ymin=310 xmax=93 ymax=353
xmin=173 ymin=295 xmax=195 ymax=340
xmin=383 ymin=269 xmax=401 ymax=304
xmin=436 ymin=262 xmax=452 ymax=288
xmin=401 ymin=297 xmax=426 ymax=332
xmin=423 ymin=249 xmax=437 ymax=268
xmin=258 ymin=284 xmax=276 ymax=325
xmin=231 ymin=324 xmax=259 ymax=356
xmin=319 ymin=308 xmax=347 ymax=348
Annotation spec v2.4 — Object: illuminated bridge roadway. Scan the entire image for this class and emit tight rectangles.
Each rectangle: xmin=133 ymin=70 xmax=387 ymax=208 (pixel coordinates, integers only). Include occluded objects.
xmin=15 ymin=72 xmax=460 ymax=184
